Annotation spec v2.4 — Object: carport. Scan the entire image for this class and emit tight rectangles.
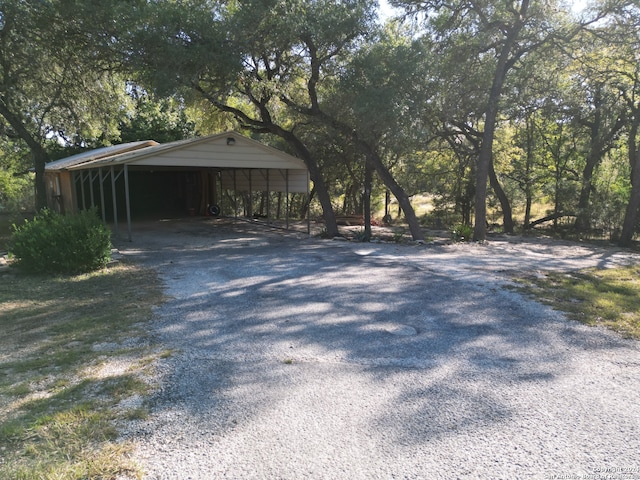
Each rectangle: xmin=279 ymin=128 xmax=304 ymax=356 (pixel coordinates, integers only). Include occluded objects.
xmin=44 ymin=132 xmax=310 ymax=240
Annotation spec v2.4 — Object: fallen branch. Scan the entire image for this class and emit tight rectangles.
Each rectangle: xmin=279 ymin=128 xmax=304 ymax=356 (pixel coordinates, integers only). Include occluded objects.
xmin=527 ymin=212 xmax=575 ymax=228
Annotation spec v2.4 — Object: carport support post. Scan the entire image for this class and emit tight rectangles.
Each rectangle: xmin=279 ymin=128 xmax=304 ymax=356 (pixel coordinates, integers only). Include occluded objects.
xmin=110 ymin=166 xmax=119 ymax=237
xmin=89 ymin=171 xmax=96 ymax=208
xmin=79 ymin=172 xmax=87 ymax=210
xmin=71 ymin=172 xmax=77 ymax=210
xmin=99 ymin=168 xmax=106 ymax=222
xmin=124 ymin=164 xmax=132 ymax=242
xmin=286 ymin=169 xmax=290 ymax=230
xmin=233 ymin=170 xmax=238 ymax=219
xmin=266 ymin=169 xmax=271 ymax=225
xmin=248 ymin=170 xmax=253 ymax=218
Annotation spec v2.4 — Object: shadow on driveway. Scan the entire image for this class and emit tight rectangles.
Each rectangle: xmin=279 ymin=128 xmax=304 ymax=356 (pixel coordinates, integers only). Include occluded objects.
xmin=116 ymin=219 xmax=640 ymax=479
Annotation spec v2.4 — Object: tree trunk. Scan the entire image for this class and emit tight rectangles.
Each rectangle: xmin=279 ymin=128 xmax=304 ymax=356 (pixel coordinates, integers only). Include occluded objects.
xmin=193 ymin=85 xmax=340 ymax=237
xmin=619 ymin=119 xmax=640 ymax=246
xmin=33 ymin=148 xmax=49 ymax=210
xmin=472 ymin=1 xmax=528 ymax=241
xmin=523 ymin=115 xmax=535 ymax=230
xmin=473 ymin=46 xmax=519 ymax=239
xmin=276 ymin=192 xmax=282 ymax=219
xmin=474 ymin=90 xmax=503 ymax=241
xmin=574 ymin=149 xmax=600 ymax=231
xmin=363 ymin=147 xmax=424 ymax=241
xmin=461 ymin=165 xmax=475 ymax=226
xmin=488 ymin=159 xmax=514 ymax=233
xmin=299 ymin=187 xmax=316 ymax=219
xmin=363 ymin=159 xmax=372 ymax=241
xmin=278 ymin=129 xmax=339 ymax=237
xmin=524 ymin=193 xmax=532 ymax=230
xmin=573 ymin=88 xmax=623 ymax=231
xmin=313 ymin=114 xmax=425 ymax=240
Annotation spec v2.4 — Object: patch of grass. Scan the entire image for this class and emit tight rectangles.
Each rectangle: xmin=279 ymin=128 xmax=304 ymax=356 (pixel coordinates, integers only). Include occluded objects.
xmin=124 ymin=407 xmax=149 ymax=421
xmin=0 ymin=263 xmax=165 ymax=479
xmin=6 ymin=382 xmax=31 ymax=396
xmin=515 ymin=265 xmax=640 ymax=339
xmin=100 ymin=375 xmax=152 ymax=399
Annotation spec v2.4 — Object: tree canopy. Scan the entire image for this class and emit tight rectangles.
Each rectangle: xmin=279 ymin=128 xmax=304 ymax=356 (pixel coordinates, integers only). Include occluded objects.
xmin=2 ymin=0 xmax=640 ymax=245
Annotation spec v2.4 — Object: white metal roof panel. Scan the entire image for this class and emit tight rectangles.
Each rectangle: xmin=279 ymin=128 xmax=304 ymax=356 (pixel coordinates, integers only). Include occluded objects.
xmin=59 ymin=132 xmax=307 ymax=172
xmin=44 ymin=141 xmax=159 ymax=171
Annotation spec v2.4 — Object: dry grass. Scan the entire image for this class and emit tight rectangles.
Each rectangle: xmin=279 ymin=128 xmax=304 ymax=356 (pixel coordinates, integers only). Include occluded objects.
xmin=515 ymin=265 xmax=640 ymax=340
xmin=0 ymin=263 xmax=165 ymax=479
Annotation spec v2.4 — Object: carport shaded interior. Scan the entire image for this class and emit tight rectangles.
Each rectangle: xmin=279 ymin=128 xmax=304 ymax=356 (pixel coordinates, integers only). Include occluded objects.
xmin=44 ymin=132 xmax=311 ymax=239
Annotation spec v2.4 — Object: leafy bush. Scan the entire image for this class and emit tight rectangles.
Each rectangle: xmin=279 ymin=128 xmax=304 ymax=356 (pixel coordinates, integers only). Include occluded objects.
xmin=451 ymin=223 xmax=473 ymax=242
xmin=10 ymin=208 xmax=112 ymax=273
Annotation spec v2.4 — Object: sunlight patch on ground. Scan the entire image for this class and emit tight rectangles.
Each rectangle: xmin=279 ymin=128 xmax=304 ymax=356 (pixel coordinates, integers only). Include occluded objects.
xmin=82 ymin=357 xmax=138 ymax=380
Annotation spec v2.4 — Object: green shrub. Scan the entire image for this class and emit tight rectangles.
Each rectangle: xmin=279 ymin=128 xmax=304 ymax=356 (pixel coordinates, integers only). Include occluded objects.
xmin=451 ymin=223 xmax=473 ymax=242
xmin=10 ymin=208 xmax=112 ymax=273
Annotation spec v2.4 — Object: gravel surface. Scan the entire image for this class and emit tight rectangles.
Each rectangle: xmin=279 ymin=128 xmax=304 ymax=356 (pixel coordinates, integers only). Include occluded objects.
xmin=116 ymin=219 xmax=640 ymax=480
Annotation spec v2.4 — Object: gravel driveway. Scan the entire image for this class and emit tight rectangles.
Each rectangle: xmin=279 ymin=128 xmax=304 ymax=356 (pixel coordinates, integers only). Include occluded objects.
xmin=116 ymin=219 xmax=640 ymax=480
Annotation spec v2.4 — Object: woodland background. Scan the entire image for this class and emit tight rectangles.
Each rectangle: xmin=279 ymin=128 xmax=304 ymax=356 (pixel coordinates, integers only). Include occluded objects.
xmin=1 ymin=0 xmax=639 ymax=244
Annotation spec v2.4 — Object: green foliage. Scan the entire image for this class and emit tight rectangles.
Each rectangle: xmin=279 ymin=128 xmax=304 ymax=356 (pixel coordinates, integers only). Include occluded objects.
xmin=0 ymin=140 xmax=35 ymax=212
xmin=590 ymin=150 xmax=630 ymax=233
xmin=451 ymin=223 xmax=473 ymax=242
xmin=0 ymin=170 xmax=33 ymax=213
xmin=119 ymin=92 xmax=197 ymax=143
xmin=0 ymin=0 xmax=138 ymax=208
xmin=1 ymin=0 xmax=639 ymax=239
xmin=10 ymin=208 xmax=112 ymax=274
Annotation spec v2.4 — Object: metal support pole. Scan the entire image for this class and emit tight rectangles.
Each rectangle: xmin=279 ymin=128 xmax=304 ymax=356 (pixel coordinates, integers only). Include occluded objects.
xmin=248 ymin=170 xmax=253 ymax=219
xmin=233 ymin=170 xmax=238 ymax=219
xmin=79 ymin=171 xmax=87 ymax=210
xmin=110 ymin=166 xmax=119 ymax=237
xmin=55 ymin=176 xmax=62 ymax=213
xmin=99 ymin=168 xmax=106 ymax=222
xmin=286 ymin=170 xmax=290 ymax=230
xmin=124 ymin=165 xmax=132 ymax=242
xmin=217 ymin=170 xmax=222 ymax=215
xmin=71 ymin=171 xmax=78 ymax=211
xmin=266 ymin=169 xmax=270 ymax=225
xmin=89 ymin=170 xmax=95 ymax=208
